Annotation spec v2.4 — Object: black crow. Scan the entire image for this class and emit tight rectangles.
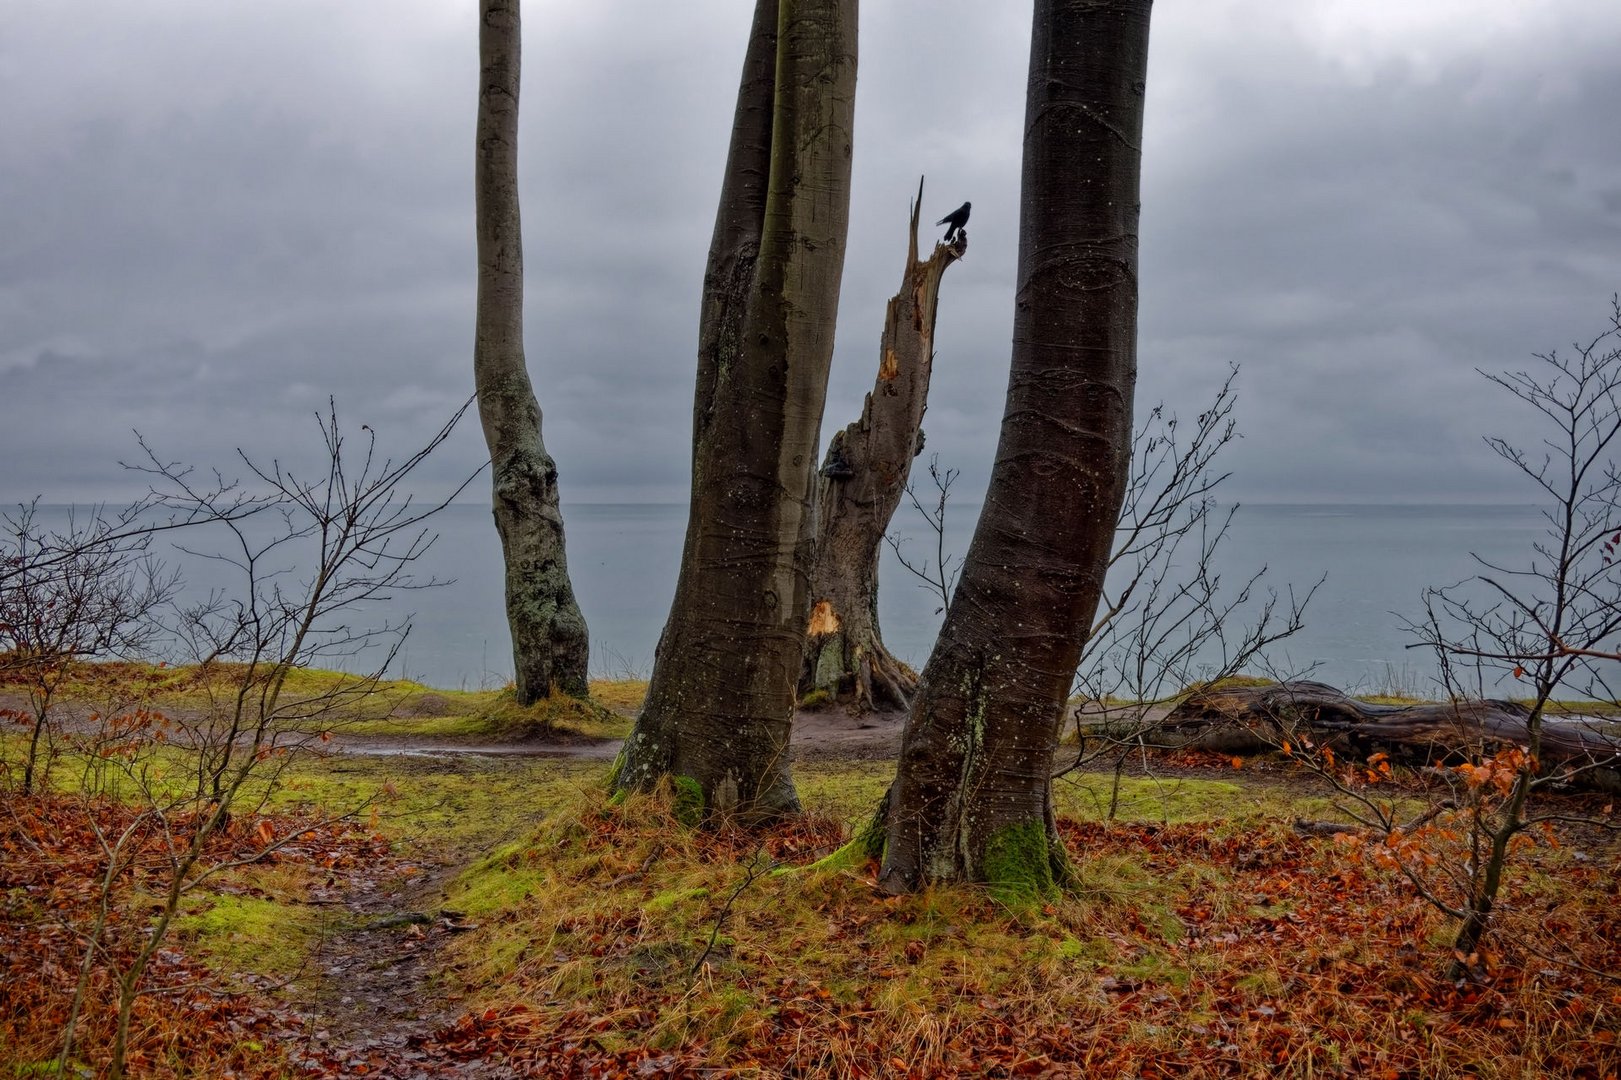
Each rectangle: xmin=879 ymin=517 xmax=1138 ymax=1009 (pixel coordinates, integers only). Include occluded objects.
xmin=936 ymin=201 xmax=971 ymax=242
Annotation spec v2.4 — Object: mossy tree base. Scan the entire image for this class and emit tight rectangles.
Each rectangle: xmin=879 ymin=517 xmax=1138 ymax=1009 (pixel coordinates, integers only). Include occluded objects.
xmin=615 ymin=717 xmax=802 ymax=826
xmin=981 ymin=818 xmax=1078 ymax=905
xmin=802 ymin=626 xmax=917 ymax=713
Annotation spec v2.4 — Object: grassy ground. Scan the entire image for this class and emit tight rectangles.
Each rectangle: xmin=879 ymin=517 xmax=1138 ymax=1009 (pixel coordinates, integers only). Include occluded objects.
xmin=2 ymin=660 xmax=638 ymax=741
xmin=3 ymin=668 xmax=1619 ymax=1077
xmin=416 ymin=768 xmax=1617 ymax=1078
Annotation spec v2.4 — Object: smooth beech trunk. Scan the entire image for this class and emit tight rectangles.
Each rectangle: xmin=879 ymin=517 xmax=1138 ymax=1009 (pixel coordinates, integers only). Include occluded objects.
xmin=616 ymin=0 xmax=857 ymax=821
xmin=878 ymin=0 xmax=1153 ymax=895
xmin=802 ymin=178 xmax=964 ymax=713
xmin=472 ymin=0 xmax=589 ymax=704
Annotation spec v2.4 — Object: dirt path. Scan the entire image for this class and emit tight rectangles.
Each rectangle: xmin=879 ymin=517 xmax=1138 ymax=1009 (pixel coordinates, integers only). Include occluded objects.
xmin=286 ymin=767 xmax=531 ymax=1078
xmin=329 ymin=704 xmax=910 ymax=763
xmin=788 ymin=705 xmax=909 ymax=761
xmin=273 ymin=709 xmax=910 ymax=1074
xmin=291 ymin=859 xmax=485 ymax=1076
xmin=329 ymin=734 xmax=622 ymax=760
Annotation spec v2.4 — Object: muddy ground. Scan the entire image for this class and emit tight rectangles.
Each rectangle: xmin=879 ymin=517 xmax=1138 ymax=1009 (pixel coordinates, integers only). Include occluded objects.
xmin=328 ymin=703 xmax=913 ymax=763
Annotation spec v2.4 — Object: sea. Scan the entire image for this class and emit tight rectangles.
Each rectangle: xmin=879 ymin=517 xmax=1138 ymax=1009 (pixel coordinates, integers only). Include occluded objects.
xmin=16 ymin=501 xmax=1554 ymax=697
xmin=366 ymin=501 xmax=1547 ymax=697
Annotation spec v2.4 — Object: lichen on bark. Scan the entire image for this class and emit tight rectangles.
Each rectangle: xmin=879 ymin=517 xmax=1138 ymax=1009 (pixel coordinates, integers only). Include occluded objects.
xmin=473 ymin=0 xmax=589 ymax=705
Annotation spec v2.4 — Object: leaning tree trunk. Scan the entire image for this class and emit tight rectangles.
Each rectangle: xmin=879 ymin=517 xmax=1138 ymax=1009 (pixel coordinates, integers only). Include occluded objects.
xmin=878 ymin=0 xmax=1153 ymax=897
xmin=801 ymin=177 xmax=964 ymax=713
xmin=615 ymin=0 xmax=857 ymax=822
xmin=472 ymin=0 xmax=589 ymax=704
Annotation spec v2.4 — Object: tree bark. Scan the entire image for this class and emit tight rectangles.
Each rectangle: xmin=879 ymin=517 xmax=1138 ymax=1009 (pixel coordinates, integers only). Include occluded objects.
xmin=801 ymin=177 xmax=964 ymax=714
xmin=1163 ymin=680 xmax=1621 ymax=784
xmin=472 ymin=0 xmax=589 ymax=704
xmin=616 ymin=0 xmax=858 ymax=822
xmin=878 ymin=0 xmax=1153 ymax=896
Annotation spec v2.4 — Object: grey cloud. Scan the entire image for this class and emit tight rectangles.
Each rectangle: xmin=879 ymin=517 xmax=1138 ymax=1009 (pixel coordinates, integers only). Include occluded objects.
xmin=2 ymin=2 xmax=1620 ymax=515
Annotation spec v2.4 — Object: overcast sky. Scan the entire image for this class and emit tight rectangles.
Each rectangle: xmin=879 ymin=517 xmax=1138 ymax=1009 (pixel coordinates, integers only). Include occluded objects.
xmin=4 ymin=0 xmax=1620 ymax=512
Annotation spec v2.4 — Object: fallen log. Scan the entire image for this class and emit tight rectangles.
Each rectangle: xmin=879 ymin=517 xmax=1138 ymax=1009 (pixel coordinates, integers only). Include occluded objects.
xmin=1162 ymin=680 xmax=1621 ymax=791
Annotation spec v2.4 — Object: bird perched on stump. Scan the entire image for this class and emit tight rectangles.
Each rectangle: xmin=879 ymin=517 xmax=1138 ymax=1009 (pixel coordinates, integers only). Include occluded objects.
xmin=936 ymin=201 xmax=970 ymax=243
xmin=819 ymin=441 xmax=855 ymax=480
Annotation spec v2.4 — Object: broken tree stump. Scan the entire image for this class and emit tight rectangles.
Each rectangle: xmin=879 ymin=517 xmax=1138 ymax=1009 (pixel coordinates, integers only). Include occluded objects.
xmin=800 ymin=176 xmax=965 ymax=712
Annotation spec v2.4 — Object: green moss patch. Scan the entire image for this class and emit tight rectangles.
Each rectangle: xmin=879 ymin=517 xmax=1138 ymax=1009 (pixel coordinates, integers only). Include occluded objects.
xmin=174 ymin=891 xmax=320 ymax=981
xmin=981 ymin=819 xmax=1061 ymax=904
xmin=672 ymin=776 xmax=705 ymax=828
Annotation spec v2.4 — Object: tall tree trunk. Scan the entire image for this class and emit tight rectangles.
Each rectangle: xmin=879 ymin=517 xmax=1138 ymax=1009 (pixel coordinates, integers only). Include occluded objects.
xmin=615 ymin=0 xmax=858 ymax=823
xmin=801 ymin=177 xmax=964 ymax=713
xmin=878 ymin=0 xmax=1153 ymax=896
xmin=473 ymin=0 xmax=589 ymax=703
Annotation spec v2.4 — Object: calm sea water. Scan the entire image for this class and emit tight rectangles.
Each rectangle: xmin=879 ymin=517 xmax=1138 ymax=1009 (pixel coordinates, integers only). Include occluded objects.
xmin=373 ymin=501 xmax=1547 ymax=695
xmin=22 ymin=501 xmax=1550 ymax=695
